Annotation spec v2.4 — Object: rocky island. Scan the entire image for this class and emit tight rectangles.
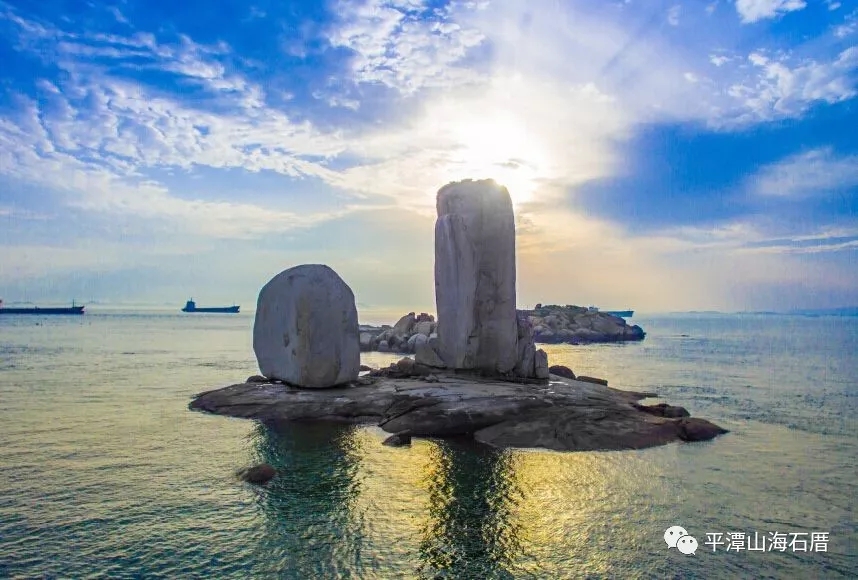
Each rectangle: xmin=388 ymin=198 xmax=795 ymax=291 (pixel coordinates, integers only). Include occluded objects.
xmin=523 ymin=304 xmax=646 ymax=344
xmin=358 ymin=304 xmax=645 ymax=354
xmin=189 ymin=179 xmax=727 ymax=452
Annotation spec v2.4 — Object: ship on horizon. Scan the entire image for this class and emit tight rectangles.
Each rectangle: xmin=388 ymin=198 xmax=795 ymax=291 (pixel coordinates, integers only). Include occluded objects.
xmin=181 ymin=299 xmax=240 ymax=314
xmin=587 ymin=306 xmax=634 ymax=318
xmin=0 ymin=299 xmax=85 ymax=315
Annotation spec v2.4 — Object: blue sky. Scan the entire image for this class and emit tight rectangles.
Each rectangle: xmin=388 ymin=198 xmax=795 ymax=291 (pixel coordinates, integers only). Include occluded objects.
xmin=1 ymin=0 xmax=856 ymax=317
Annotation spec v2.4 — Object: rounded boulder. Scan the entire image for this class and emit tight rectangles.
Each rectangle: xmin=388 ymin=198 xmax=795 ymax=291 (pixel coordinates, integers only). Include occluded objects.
xmin=253 ymin=264 xmax=360 ymax=388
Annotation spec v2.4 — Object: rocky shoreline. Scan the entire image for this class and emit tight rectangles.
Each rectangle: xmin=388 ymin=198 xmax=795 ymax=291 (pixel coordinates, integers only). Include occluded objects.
xmin=189 ymin=369 xmax=727 ymax=452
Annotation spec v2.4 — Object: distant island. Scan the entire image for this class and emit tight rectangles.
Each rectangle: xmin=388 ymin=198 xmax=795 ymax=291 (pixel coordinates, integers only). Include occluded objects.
xmin=787 ymin=307 xmax=858 ymax=317
xmin=726 ymin=307 xmax=858 ymax=317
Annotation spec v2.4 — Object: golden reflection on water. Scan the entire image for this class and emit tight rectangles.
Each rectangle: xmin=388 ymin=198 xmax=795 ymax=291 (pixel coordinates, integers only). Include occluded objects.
xmin=250 ymin=421 xmax=672 ymax=578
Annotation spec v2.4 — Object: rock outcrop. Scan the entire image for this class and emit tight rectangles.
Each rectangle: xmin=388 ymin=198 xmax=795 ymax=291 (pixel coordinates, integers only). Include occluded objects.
xmin=416 ymin=179 xmax=546 ymax=379
xmin=523 ymin=305 xmax=645 ymax=344
xmin=358 ymin=305 xmax=647 ymax=353
xmin=431 ymin=179 xmax=519 ymax=373
xmin=360 ymin=313 xmax=437 ymax=353
xmin=253 ymin=264 xmax=360 ymax=388
xmin=190 ymin=373 xmax=728 ymax=452
xmin=549 ymin=365 xmax=576 ymax=380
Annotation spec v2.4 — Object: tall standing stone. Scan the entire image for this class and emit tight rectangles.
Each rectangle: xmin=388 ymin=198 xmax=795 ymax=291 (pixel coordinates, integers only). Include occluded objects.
xmin=253 ymin=264 xmax=360 ymax=388
xmin=429 ymin=179 xmax=521 ymax=374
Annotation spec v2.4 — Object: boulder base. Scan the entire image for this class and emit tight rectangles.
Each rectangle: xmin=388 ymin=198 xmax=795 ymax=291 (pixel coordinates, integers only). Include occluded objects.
xmin=190 ymin=375 xmax=729 ymax=452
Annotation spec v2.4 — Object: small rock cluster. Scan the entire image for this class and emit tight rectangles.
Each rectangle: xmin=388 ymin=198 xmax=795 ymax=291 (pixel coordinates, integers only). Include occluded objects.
xmin=360 ymin=312 xmax=437 ymax=354
xmin=367 ymin=356 xmax=438 ymax=380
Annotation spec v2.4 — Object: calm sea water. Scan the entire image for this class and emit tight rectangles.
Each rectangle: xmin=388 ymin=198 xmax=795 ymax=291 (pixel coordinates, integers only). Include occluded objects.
xmin=0 ymin=311 xmax=855 ymax=579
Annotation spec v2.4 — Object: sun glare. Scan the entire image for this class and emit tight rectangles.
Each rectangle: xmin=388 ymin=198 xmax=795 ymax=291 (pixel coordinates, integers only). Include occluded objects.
xmin=449 ymin=113 xmax=551 ymax=206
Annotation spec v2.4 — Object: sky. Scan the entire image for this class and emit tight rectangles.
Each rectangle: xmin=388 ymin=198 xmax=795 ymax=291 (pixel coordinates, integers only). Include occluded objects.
xmin=0 ymin=0 xmax=856 ymax=318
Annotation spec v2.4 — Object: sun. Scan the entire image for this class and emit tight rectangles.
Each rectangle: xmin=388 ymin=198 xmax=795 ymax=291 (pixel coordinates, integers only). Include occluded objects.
xmin=448 ymin=112 xmax=551 ymax=206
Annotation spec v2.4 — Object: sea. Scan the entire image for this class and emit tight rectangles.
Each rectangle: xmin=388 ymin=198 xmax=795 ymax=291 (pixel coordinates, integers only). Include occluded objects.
xmin=0 ymin=310 xmax=855 ymax=579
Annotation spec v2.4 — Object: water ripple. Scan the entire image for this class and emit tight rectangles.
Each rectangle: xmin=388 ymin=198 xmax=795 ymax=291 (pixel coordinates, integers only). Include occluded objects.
xmin=0 ymin=313 xmax=855 ymax=578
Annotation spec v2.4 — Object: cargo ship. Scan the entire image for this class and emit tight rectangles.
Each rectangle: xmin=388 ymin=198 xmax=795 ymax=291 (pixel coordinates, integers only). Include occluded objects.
xmin=587 ymin=306 xmax=634 ymax=318
xmin=181 ymin=299 xmax=240 ymax=314
xmin=0 ymin=299 xmax=85 ymax=315
xmin=604 ymin=310 xmax=633 ymax=318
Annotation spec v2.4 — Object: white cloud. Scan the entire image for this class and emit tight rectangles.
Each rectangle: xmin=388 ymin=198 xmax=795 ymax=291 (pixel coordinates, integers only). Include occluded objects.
xmin=0 ymin=79 xmax=356 ymax=238
xmin=668 ymin=5 xmax=682 ymax=26
xmin=734 ymin=0 xmax=807 ymax=24
xmin=748 ymin=52 xmax=768 ymax=66
xmin=326 ymin=0 xmax=487 ymax=95
xmin=722 ymin=47 xmax=858 ymax=125
xmin=834 ymin=10 xmax=857 ymax=37
xmin=107 ymin=6 xmax=128 ymax=24
xmin=750 ymin=148 xmax=858 ymax=198
xmin=658 ymin=221 xmax=858 ymax=255
xmin=710 ymin=54 xmax=732 ymax=66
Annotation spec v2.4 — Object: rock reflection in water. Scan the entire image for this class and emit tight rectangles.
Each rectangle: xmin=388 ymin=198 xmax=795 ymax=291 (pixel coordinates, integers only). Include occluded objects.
xmin=245 ymin=422 xmax=676 ymax=578
xmin=418 ymin=439 xmax=524 ymax=579
xmin=249 ymin=420 xmax=365 ymax=577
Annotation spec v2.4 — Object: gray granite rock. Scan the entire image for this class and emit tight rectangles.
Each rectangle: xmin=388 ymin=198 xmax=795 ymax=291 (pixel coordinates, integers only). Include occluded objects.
xmin=415 ymin=336 xmax=445 ymax=368
xmin=433 ymin=180 xmax=519 ymax=374
xmin=253 ymin=264 xmax=360 ymax=388
xmin=359 ymin=332 xmax=373 ymax=352
xmin=414 ymin=321 xmax=433 ymax=337
xmin=392 ymin=312 xmax=417 ymax=337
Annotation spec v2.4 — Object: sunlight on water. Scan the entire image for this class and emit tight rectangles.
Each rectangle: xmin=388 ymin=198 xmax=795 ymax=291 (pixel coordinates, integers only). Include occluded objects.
xmin=1 ymin=311 xmax=855 ymax=578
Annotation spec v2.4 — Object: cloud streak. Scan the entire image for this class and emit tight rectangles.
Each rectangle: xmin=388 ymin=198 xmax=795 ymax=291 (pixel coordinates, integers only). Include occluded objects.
xmin=750 ymin=148 xmax=858 ymax=198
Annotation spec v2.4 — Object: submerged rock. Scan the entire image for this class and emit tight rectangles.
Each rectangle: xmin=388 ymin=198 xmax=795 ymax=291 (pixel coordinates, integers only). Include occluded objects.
xmin=676 ymin=418 xmax=728 ymax=442
xmin=382 ymin=433 xmax=412 ymax=447
xmin=237 ymin=463 xmax=277 ymax=485
xmin=253 ymin=264 xmax=360 ymax=388
xmin=634 ymin=403 xmax=690 ymax=418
